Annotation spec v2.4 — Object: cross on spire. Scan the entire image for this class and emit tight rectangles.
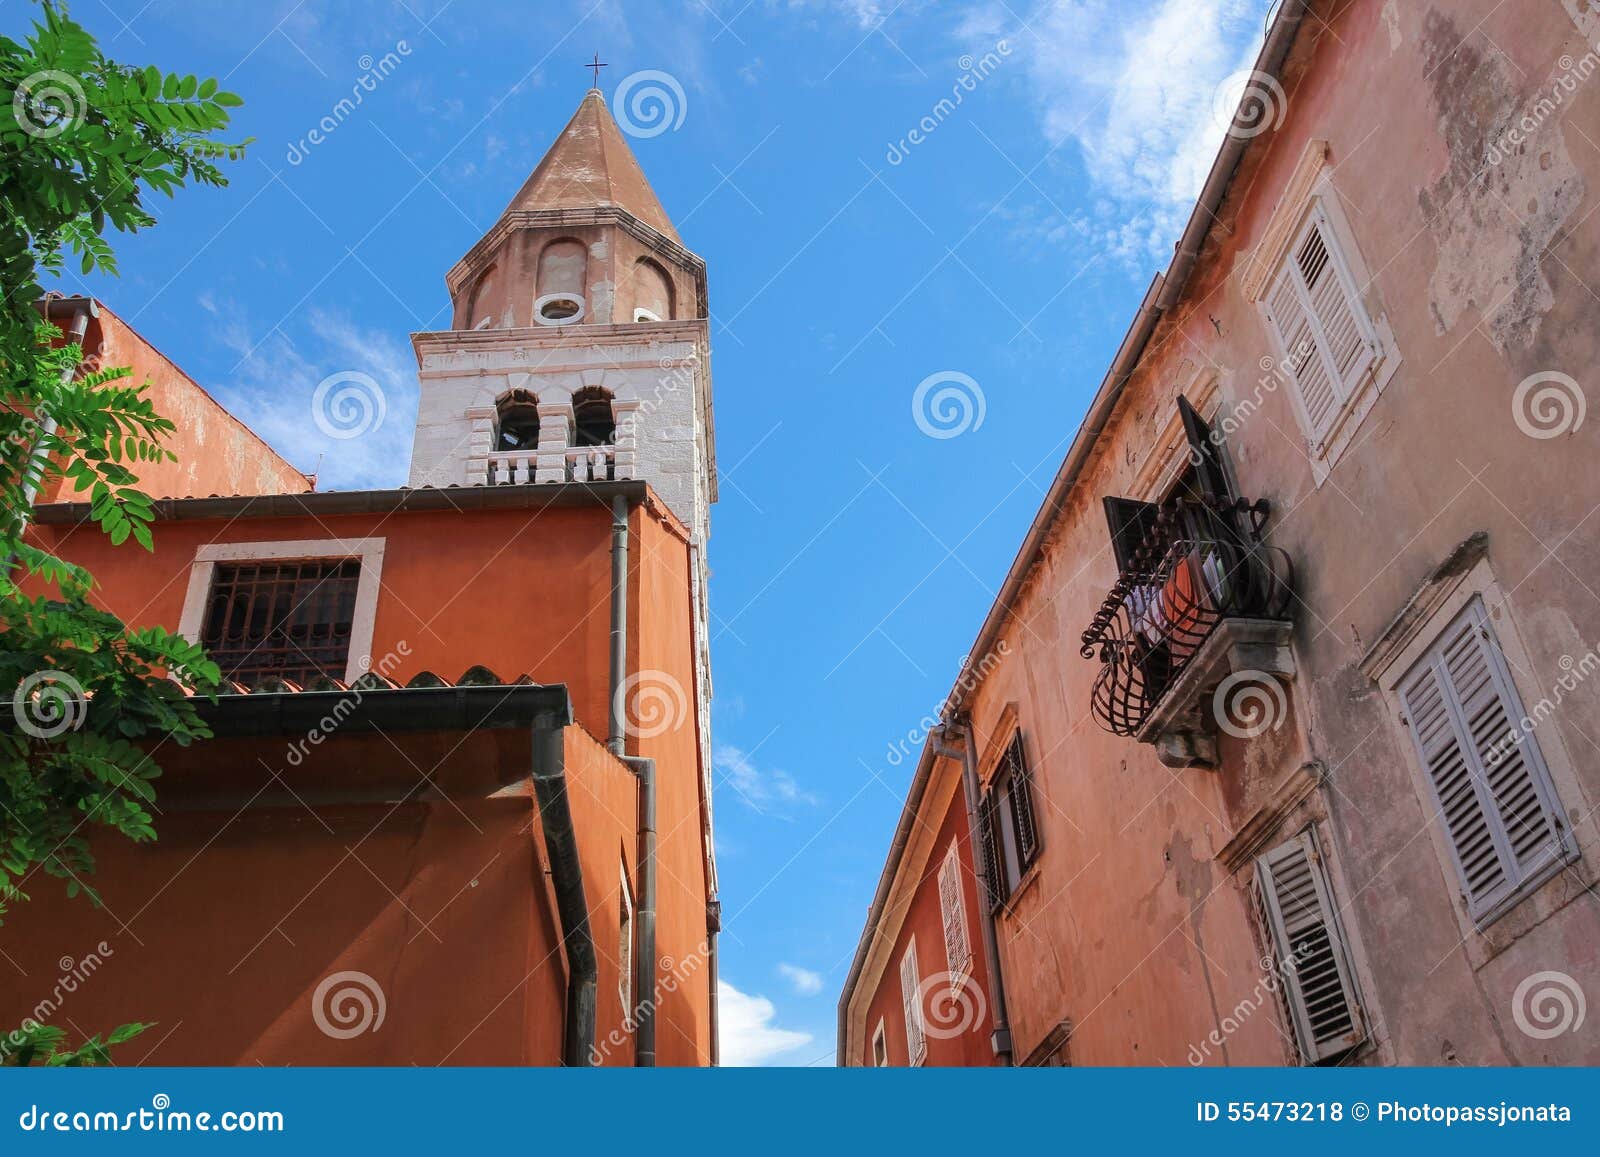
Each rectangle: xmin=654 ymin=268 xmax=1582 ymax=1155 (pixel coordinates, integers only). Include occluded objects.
xmin=585 ymin=53 xmax=608 ymax=88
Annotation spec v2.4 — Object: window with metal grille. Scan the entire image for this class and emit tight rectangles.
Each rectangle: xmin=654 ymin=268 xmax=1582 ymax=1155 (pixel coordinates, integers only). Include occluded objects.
xmin=1255 ymin=827 xmax=1364 ymax=1063
xmin=1397 ymin=597 xmax=1574 ymax=925
xmin=1262 ymin=204 xmax=1379 ymax=454
xmin=201 ymin=559 xmax=360 ymax=685
xmin=978 ymin=732 xmax=1041 ymax=913
xmin=899 ymin=938 xmax=927 ymax=1066
xmin=937 ymin=841 xmax=972 ymax=977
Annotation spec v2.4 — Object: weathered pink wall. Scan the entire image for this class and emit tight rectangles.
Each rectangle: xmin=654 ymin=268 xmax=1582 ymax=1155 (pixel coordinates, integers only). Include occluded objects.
xmin=916 ymin=0 xmax=1600 ymax=1067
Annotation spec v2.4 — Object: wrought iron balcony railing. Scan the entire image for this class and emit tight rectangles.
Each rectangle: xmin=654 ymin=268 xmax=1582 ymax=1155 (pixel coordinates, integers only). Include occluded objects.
xmin=1080 ymin=497 xmax=1294 ymax=741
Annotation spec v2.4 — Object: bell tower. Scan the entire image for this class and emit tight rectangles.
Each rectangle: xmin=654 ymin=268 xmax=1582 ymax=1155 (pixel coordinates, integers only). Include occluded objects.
xmin=408 ymin=87 xmax=716 ymax=546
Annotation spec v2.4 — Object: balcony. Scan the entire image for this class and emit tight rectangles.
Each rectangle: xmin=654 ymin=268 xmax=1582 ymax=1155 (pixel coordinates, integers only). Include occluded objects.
xmin=1080 ymin=497 xmax=1295 ymax=768
xmin=484 ymin=443 xmax=630 ymax=485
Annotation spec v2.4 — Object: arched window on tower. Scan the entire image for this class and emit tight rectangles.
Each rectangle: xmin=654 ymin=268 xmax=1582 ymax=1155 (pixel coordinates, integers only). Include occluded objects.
xmin=494 ymin=389 xmax=541 ymax=451
xmin=632 ymin=258 xmax=674 ymax=323
xmin=571 ymin=386 xmax=616 ymax=482
xmin=536 ymin=238 xmax=587 ymax=325
xmin=466 ymin=264 xmax=499 ymax=330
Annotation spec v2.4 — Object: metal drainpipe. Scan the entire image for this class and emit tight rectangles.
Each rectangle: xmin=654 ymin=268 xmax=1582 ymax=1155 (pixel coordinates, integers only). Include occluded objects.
xmin=5 ymin=300 xmax=94 ymax=573
xmin=620 ymin=755 xmax=657 ymax=1066
xmin=707 ymin=899 xmax=722 ymax=1066
xmin=939 ymin=720 xmax=1013 ymax=1065
xmin=531 ymin=721 xmax=598 ymax=1066
xmin=607 ymin=494 xmax=630 ymax=755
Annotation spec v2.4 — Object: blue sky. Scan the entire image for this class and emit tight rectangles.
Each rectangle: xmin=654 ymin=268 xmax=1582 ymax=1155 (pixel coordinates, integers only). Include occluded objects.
xmin=16 ymin=0 xmax=1271 ymax=1064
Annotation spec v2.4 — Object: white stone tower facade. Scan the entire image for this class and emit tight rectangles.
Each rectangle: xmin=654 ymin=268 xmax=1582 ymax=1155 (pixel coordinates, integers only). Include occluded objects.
xmin=407 ymin=88 xmax=716 ymax=546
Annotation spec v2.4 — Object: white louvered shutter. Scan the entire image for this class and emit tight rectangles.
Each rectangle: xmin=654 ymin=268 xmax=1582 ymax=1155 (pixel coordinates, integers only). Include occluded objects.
xmin=1256 ymin=829 xmax=1364 ymax=1063
xmin=899 ymin=940 xmax=926 ymax=1065
xmin=1263 ymin=206 xmax=1377 ymax=448
xmin=937 ymin=844 xmax=972 ymax=976
xmin=1398 ymin=599 xmax=1571 ymax=922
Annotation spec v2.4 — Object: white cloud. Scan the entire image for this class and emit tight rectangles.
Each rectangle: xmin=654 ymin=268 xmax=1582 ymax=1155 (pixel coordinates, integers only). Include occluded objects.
xmin=959 ymin=0 xmax=1267 ymax=261
xmin=718 ymin=980 xmax=813 ymax=1066
xmin=715 ymin=743 xmax=819 ymax=814
xmin=778 ymin=963 xmax=825 ymax=996
xmin=196 ymin=295 xmax=419 ymax=492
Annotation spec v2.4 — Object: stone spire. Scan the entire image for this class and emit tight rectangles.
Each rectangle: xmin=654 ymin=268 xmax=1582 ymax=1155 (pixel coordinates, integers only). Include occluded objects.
xmin=500 ymin=89 xmax=680 ymax=243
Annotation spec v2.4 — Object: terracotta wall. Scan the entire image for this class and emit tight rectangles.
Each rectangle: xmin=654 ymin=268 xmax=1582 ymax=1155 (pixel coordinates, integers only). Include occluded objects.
xmin=0 ymin=730 xmax=567 ymax=1065
xmin=37 ymin=306 xmax=309 ymax=503
xmin=28 ymin=503 xmax=618 ymax=738
xmin=941 ymin=0 xmax=1600 ymax=1067
xmin=855 ymin=770 xmax=995 ymax=1067
xmin=11 ymin=492 xmax=714 ymax=1065
xmin=628 ymin=505 xmax=715 ymax=1065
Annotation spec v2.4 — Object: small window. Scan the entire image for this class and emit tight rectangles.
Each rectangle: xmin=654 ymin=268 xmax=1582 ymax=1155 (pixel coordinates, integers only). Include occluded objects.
xmin=619 ymin=865 xmax=635 ymax=1017
xmin=870 ymin=1019 xmax=888 ymax=1067
xmin=1397 ymin=597 xmax=1575 ymax=924
xmin=1255 ymin=827 xmax=1365 ymax=1063
xmin=202 ymin=559 xmax=360 ymax=685
xmin=534 ymin=293 xmax=585 ymax=326
xmin=978 ymin=733 xmax=1040 ymax=912
xmin=633 ymin=307 xmax=661 ymax=323
xmin=1261 ymin=203 xmax=1380 ymax=456
xmin=494 ymin=389 xmax=541 ymax=451
xmin=937 ymin=842 xmax=972 ymax=977
xmin=898 ymin=938 xmax=927 ymax=1066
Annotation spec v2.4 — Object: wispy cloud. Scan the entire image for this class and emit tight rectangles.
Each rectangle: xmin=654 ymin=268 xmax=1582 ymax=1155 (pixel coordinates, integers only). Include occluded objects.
xmin=959 ymin=0 xmax=1267 ymax=261
xmin=778 ymin=963 xmax=825 ymax=996
xmin=715 ymin=743 xmax=819 ymax=815
xmin=196 ymin=293 xmax=418 ymax=492
xmin=718 ymin=980 xmax=814 ymax=1066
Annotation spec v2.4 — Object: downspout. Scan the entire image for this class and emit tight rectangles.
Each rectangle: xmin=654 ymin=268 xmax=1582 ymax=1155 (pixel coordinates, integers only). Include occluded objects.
xmin=620 ymin=755 xmax=657 ymax=1066
xmin=707 ymin=899 xmax=722 ymax=1066
xmin=532 ymin=719 xmax=597 ymax=1066
xmin=937 ymin=721 xmax=1013 ymax=1065
xmin=5 ymin=298 xmax=95 ymax=573
xmin=607 ymin=494 xmax=630 ymax=756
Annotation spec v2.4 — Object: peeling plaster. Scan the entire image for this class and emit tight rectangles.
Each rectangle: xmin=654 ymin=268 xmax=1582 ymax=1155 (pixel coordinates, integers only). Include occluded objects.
xmin=1418 ymin=10 xmax=1586 ymax=353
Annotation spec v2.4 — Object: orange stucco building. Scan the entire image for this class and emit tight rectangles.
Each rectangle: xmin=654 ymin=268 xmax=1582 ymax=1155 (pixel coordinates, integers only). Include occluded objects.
xmin=845 ymin=0 xmax=1600 ymax=1068
xmin=5 ymin=90 xmax=720 ymax=1065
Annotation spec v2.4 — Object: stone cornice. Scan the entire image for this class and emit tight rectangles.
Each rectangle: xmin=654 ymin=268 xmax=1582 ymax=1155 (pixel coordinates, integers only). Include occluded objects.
xmin=447 ymin=206 xmax=706 ymax=295
xmin=411 ymin=318 xmax=708 ymax=364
